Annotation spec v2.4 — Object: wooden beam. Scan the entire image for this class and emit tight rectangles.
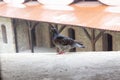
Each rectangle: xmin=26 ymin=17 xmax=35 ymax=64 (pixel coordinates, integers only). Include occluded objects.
xmin=12 ymin=19 xmax=19 ymax=53
xmin=59 ymin=25 xmax=66 ymax=33
xmin=82 ymin=27 xmax=105 ymax=51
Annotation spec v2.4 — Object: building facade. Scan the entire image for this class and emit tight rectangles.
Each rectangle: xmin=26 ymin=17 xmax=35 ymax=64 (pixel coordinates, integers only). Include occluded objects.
xmin=0 ymin=0 xmax=120 ymax=53
xmin=0 ymin=17 xmax=120 ymax=53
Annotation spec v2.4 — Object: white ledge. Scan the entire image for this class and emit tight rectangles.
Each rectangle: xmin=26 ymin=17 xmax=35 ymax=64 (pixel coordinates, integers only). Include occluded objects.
xmin=1 ymin=51 xmax=120 ymax=80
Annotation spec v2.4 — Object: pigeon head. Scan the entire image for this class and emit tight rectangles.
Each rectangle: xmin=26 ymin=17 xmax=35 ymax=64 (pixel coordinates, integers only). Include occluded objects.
xmin=50 ymin=26 xmax=59 ymax=35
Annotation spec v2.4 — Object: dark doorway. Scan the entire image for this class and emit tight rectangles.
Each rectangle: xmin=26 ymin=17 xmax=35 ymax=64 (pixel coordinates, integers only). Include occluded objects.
xmin=102 ymin=33 xmax=113 ymax=51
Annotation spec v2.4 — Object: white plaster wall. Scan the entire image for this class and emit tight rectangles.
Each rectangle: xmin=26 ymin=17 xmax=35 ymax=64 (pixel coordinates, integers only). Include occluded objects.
xmin=0 ymin=17 xmax=16 ymax=53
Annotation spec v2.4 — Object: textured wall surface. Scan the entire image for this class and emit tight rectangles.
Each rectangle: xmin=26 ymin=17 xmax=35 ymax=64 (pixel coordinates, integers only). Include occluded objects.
xmin=15 ymin=19 xmax=30 ymax=51
xmin=36 ymin=23 xmax=51 ymax=48
xmin=0 ymin=17 xmax=16 ymax=53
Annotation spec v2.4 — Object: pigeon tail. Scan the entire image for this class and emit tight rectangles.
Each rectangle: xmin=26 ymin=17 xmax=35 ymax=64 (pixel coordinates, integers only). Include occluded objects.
xmin=73 ymin=42 xmax=85 ymax=48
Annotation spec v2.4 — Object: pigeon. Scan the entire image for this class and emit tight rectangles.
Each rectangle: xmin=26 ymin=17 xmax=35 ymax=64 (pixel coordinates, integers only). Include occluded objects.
xmin=51 ymin=26 xmax=85 ymax=54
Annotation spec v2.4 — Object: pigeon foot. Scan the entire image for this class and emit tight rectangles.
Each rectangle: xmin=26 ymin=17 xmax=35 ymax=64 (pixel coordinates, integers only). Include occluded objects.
xmin=58 ymin=51 xmax=64 ymax=54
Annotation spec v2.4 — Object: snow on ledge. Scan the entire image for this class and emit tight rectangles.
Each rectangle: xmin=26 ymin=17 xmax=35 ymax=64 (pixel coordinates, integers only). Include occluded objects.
xmin=1 ymin=51 xmax=120 ymax=80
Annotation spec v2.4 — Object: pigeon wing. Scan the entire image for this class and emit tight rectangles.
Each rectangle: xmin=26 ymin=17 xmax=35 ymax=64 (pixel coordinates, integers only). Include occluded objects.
xmin=54 ymin=35 xmax=74 ymax=46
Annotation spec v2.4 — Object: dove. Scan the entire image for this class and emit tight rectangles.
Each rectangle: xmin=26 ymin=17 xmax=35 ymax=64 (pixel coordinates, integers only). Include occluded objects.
xmin=51 ymin=26 xmax=85 ymax=54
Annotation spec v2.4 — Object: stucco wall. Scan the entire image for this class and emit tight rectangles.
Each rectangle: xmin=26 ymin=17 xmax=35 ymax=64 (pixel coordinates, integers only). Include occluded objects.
xmin=15 ymin=19 xmax=30 ymax=51
xmin=0 ymin=17 xmax=16 ymax=53
xmin=36 ymin=23 xmax=51 ymax=48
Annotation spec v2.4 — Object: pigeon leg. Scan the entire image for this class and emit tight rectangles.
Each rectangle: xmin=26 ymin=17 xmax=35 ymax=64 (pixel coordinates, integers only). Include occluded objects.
xmin=58 ymin=51 xmax=65 ymax=54
xmin=56 ymin=48 xmax=59 ymax=53
xmin=56 ymin=48 xmax=61 ymax=54
xmin=56 ymin=47 xmax=64 ymax=54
